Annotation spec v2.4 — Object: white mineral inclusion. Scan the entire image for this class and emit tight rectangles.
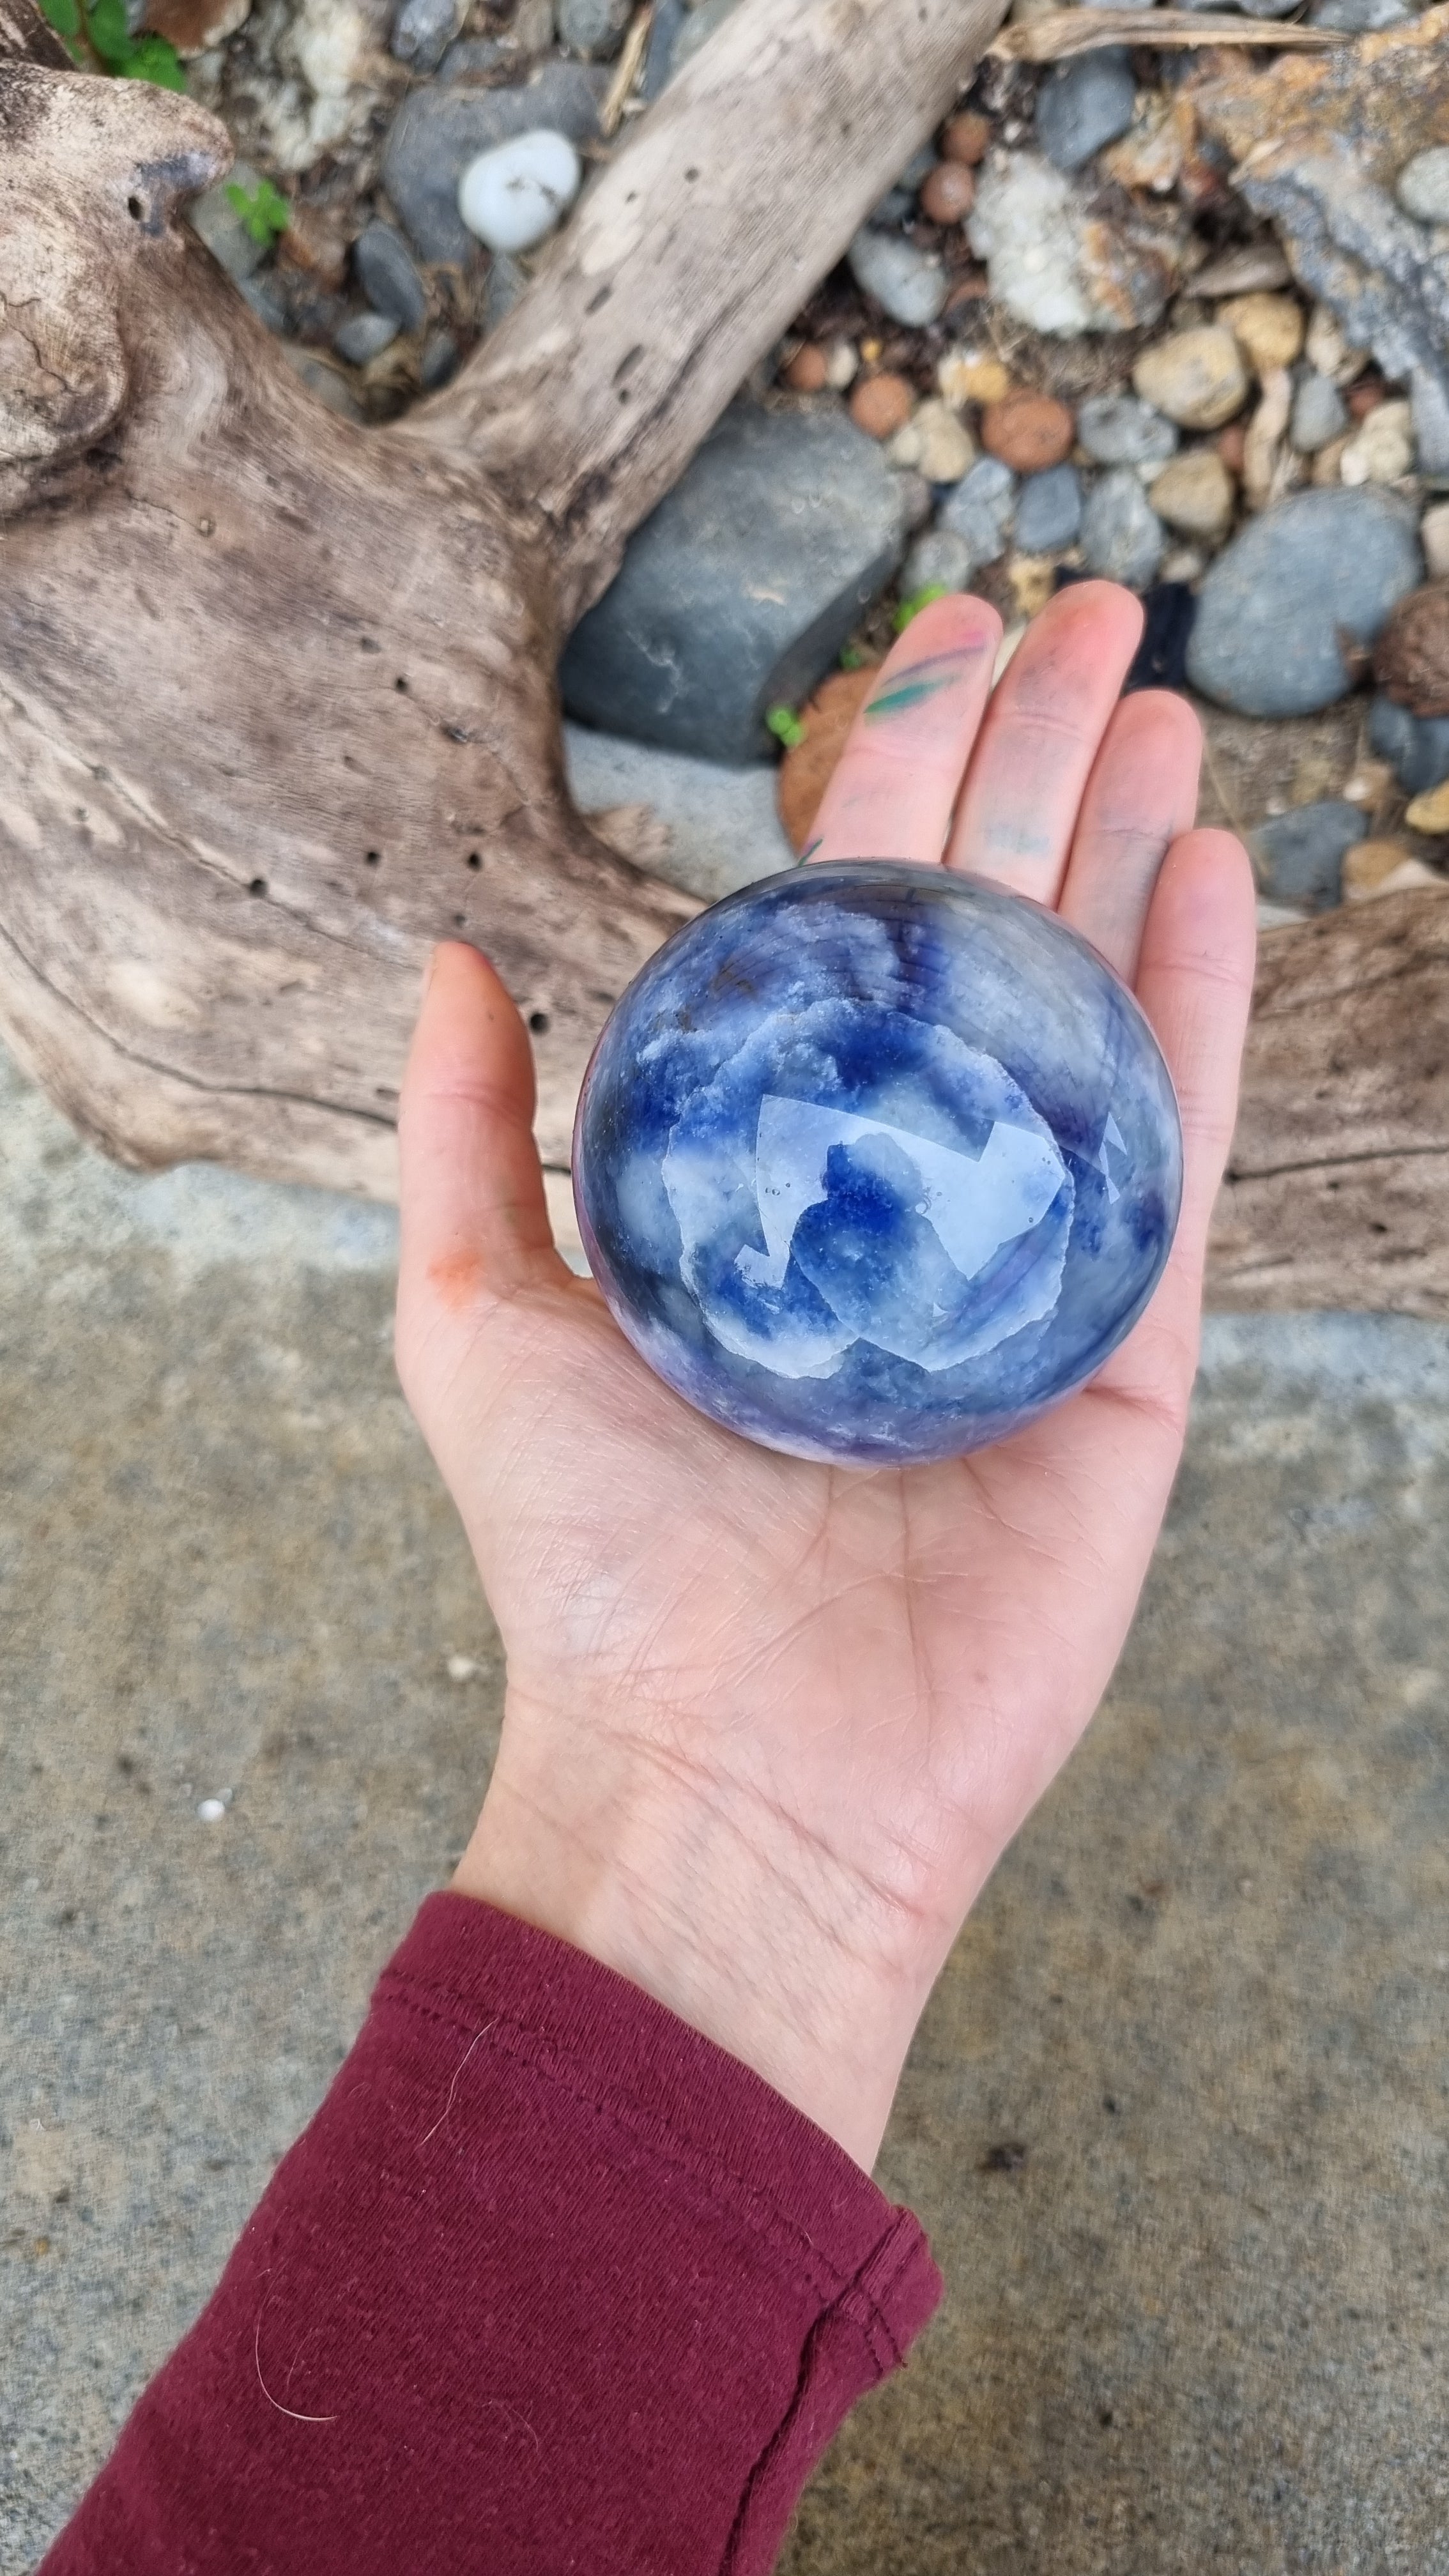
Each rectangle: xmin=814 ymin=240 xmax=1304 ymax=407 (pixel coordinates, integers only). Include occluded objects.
xmin=457 ymin=129 xmax=582 ymax=254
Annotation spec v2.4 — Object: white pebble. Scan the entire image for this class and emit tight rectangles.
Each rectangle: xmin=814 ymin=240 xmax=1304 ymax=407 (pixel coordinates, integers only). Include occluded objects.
xmin=458 ymin=129 xmax=581 ymax=254
xmin=197 ymin=1797 xmax=227 ymax=1823
xmin=447 ymin=1653 xmax=479 ymax=1681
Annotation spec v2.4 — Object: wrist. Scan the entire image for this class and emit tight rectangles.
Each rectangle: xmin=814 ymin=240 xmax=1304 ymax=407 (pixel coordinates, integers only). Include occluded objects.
xmin=451 ymin=1689 xmax=939 ymax=2169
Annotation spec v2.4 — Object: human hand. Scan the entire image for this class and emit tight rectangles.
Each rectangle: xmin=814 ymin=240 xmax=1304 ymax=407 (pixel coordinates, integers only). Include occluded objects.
xmin=394 ymin=583 xmax=1256 ymax=2170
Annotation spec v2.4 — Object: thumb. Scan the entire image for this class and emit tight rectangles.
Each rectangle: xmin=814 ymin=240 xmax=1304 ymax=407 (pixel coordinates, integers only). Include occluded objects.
xmin=396 ymin=944 xmax=569 ymax=1372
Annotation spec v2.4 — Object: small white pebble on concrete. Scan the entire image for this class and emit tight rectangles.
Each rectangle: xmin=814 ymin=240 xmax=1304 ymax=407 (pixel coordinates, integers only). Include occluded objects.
xmin=458 ymin=129 xmax=581 ymax=254
xmin=197 ymin=1797 xmax=227 ymax=1823
xmin=447 ymin=1653 xmax=479 ymax=1681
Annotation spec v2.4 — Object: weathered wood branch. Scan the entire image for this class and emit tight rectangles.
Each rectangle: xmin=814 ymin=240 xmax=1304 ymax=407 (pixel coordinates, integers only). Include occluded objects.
xmin=1208 ymin=889 xmax=1449 ymax=1315
xmin=0 ymin=0 xmax=1008 ymax=1188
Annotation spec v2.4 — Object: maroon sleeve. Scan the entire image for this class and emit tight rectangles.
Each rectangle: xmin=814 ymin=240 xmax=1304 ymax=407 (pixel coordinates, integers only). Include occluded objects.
xmin=42 ymin=1893 xmax=940 ymax=2576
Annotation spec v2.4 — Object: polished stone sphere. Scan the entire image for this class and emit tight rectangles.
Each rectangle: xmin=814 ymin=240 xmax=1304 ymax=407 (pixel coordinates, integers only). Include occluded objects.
xmin=573 ymin=864 xmax=1181 ymax=1466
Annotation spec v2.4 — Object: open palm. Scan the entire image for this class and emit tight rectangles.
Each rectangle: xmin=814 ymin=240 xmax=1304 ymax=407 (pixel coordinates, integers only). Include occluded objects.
xmin=395 ymin=583 xmax=1256 ymax=2167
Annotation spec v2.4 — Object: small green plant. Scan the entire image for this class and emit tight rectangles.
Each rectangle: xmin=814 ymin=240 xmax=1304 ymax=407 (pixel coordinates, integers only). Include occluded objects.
xmin=891 ymin=583 xmax=949 ymax=634
xmin=838 ymin=644 xmax=868 ymax=672
xmin=225 ymin=176 xmax=292 ymax=248
xmin=40 ymin=0 xmax=187 ymax=87
xmin=765 ymin=704 xmax=808 ymax=751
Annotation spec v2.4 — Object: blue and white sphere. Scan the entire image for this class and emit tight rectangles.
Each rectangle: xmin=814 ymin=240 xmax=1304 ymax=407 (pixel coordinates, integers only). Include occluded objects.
xmin=574 ymin=864 xmax=1181 ymax=1466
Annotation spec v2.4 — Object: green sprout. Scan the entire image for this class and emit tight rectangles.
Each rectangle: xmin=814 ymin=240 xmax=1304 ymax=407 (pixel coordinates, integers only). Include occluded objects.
xmin=765 ymin=704 xmax=808 ymax=752
xmin=225 ymin=177 xmax=292 ymax=247
xmin=838 ymin=644 xmax=868 ymax=671
xmin=40 ymin=0 xmax=187 ymax=87
xmin=891 ymin=583 xmax=949 ymax=634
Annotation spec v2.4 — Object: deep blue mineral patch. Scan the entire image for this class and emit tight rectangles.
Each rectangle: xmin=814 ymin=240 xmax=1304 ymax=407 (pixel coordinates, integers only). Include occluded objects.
xmin=574 ymin=864 xmax=1182 ymax=1465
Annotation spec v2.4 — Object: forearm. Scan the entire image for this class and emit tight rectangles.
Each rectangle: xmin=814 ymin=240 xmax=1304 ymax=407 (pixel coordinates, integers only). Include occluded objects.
xmin=43 ymin=1895 xmax=940 ymax=2576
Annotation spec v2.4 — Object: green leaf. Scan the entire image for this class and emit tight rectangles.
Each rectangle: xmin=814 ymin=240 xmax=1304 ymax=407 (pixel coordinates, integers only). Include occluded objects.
xmin=86 ymin=0 xmax=135 ymax=63
xmin=122 ymin=30 xmax=187 ymax=84
xmin=838 ymin=645 xmax=866 ymax=672
xmin=891 ymin=583 xmax=949 ymax=634
xmin=765 ymin=704 xmax=807 ymax=751
xmin=38 ymin=0 xmax=80 ymax=35
xmin=225 ymin=177 xmax=290 ymax=244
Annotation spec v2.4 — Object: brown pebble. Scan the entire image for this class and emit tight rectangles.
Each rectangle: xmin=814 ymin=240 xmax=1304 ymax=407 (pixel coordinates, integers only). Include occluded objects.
xmin=920 ymin=161 xmax=976 ymax=226
xmin=777 ymin=667 xmax=880 ymax=854
xmin=1216 ymin=422 xmax=1248 ymax=473
xmin=782 ymin=344 xmax=829 ymax=394
xmin=941 ymin=108 xmax=991 ymax=166
xmin=849 ymin=372 xmax=915 ymax=440
xmin=944 ymin=273 xmax=990 ymax=314
xmin=1374 ymin=580 xmax=1449 ymax=718
xmin=1347 ymin=378 xmax=1387 ymax=422
xmin=981 ymin=391 xmax=1075 ymax=474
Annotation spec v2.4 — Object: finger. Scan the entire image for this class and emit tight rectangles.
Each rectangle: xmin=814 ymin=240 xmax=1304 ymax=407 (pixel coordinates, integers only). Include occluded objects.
xmin=1097 ymin=829 xmax=1257 ymax=1417
xmin=945 ymin=581 xmax=1144 ymax=901
xmin=396 ymin=944 xmax=569 ymax=1350
xmin=1056 ymin=689 xmax=1203 ymax=983
xmin=806 ymin=592 xmax=1002 ymax=867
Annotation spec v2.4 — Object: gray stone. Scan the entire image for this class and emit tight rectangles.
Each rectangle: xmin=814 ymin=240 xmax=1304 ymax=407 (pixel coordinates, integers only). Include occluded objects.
xmin=1035 ymin=49 xmax=1136 ymax=175
xmin=1013 ymin=463 xmax=1083 ymax=554
xmin=382 ymin=61 xmax=607 ymax=264
xmin=419 ymin=329 xmax=461 ymax=391
xmin=641 ymin=0 xmax=686 ymax=93
xmin=238 ymin=274 xmax=289 ymax=335
xmin=188 ymin=163 xmax=270 ymax=282
xmin=936 ymin=456 xmax=1016 ymax=568
xmin=901 ymin=526 xmax=977 ymax=596
xmin=484 ymin=251 xmax=528 ymax=335
xmin=1247 ymin=797 xmax=1367 ymax=908
xmin=896 ymin=142 xmax=938 ymax=192
xmin=558 ymin=0 xmax=631 ymax=54
xmin=1220 ymin=122 xmax=1449 ymax=473
xmin=562 ymin=724 xmax=794 ymax=901
xmin=847 ymin=227 xmax=950 ymax=329
xmin=1077 ymin=391 xmax=1178 ymax=467
xmin=1289 ymin=368 xmax=1349 ymax=455
xmin=334 ymin=310 xmax=400 ymax=365
xmin=389 ymin=0 xmax=461 ymax=70
xmin=558 ymin=402 xmax=908 ymax=764
xmin=1080 ymin=465 xmax=1165 ymax=588
xmin=1368 ymin=689 xmax=1449 ymax=793
xmin=7 ymin=1026 xmax=1449 ymax=2576
xmin=1310 ymin=0 xmax=1413 ymax=26
xmin=1186 ymin=487 xmax=1423 ymax=716
xmin=668 ymin=0 xmax=742 ymax=74
xmin=352 ymin=222 xmax=427 ymax=333
xmin=1397 ymin=145 xmax=1449 ymax=225
xmin=436 ymin=34 xmax=506 ymax=76
xmin=869 ymin=185 xmax=916 ymax=227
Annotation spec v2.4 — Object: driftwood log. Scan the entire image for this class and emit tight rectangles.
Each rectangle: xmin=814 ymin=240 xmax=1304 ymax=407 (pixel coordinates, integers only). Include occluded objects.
xmin=1 ymin=0 xmax=1447 ymax=1313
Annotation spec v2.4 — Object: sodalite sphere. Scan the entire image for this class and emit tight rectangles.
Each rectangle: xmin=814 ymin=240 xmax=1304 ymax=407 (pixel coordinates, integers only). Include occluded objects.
xmin=573 ymin=864 xmax=1181 ymax=1466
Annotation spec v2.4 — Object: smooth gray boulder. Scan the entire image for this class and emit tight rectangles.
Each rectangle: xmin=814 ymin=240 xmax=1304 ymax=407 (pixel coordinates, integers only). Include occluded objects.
xmin=382 ymin=61 xmax=606 ymax=263
xmin=1035 ymin=50 xmax=1136 ymax=174
xmin=563 ymin=725 xmax=794 ymax=900
xmin=558 ymin=404 xmax=908 ymax=764
xmin=1186 ymin=488 xmax=1423 ymax=717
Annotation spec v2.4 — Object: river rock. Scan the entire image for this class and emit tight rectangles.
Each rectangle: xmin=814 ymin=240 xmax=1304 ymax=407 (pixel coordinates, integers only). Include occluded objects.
xmin=189 ymin=162 xmax=270 ymax=280
xmin=967 ymin=151 xmax=1179 ymax=337
xmin=1080 ymin=467 xmax=1165 ymax=588
xmin=1289 ymin=370 xmax=1349 ymax=454
xmin=1035 ymin=49 xmax=1136 ymax=174
xmin=887 ymin=398 xmax=975 ymax=484
xmin=1372 ymin=578 xmax=1449 ymax=714
xmin=459 ymin=128 xmax=581 ymax=252
xmin=351 ymin=221 xmax=427 ymax=332
xmin=559 ymin=403 xmax=908 ymax=764
xmin=1397 ymin=145 xmax=1449 ymax=224
xmin=1186 ymin=486 xmax=1423 ymax=716
xmin=390 ymin=0 xmax=461 ymax=70
xmin=901 ymin=526 xmax=977 ymax=595
xmin=1014 ymin=464 xmax=1083 ymax=553
xmin=562 ymin=725 xmax=793 ymax=902
xmin=936 ymin=456 xmax=1018 ymax=566
xmin=558 ymin=0 xmax=630 ymax=54
xmin=1367 ymin=690 xmax=1449 ymax=794
xmin=668 ymin=0 xmax=743 ymax=75
xmin=1149 ymin=447 xmax=1235 ymax=540
xmin=1248 ymin=799 xmax=1367 ymax=910
xmin=981 ymin=392 xmax=1075 ymax=473
xmin=1340 ymin=397 xmax=1416 ymax=487
xmin=848 ymin=228 xmax=950 ymax=328
xmin=1218 ymin=291 xmax=1305 ymax=376
xmin=1193 ymin=241 xmax=1292 ymax=297
xmin=1133 ymin=327 xmax=1248 ymax=430
xmin=1310 ymin=0 xmax=1413 ymax=24
xmin=333 ymin=310 xmax=398 ymax=365
xmin=382 ymin=59 xmax=606 ymax=263
xmin=1420 ymin=500 xmax=1449 ymax=580
xmin=1077 ymin=392 xmax=1178 ymax=467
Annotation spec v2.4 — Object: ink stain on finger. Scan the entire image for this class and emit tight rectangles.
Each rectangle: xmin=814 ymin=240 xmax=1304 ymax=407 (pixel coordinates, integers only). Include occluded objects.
xmin=864 ymin=648 xmax=983 ymax=723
